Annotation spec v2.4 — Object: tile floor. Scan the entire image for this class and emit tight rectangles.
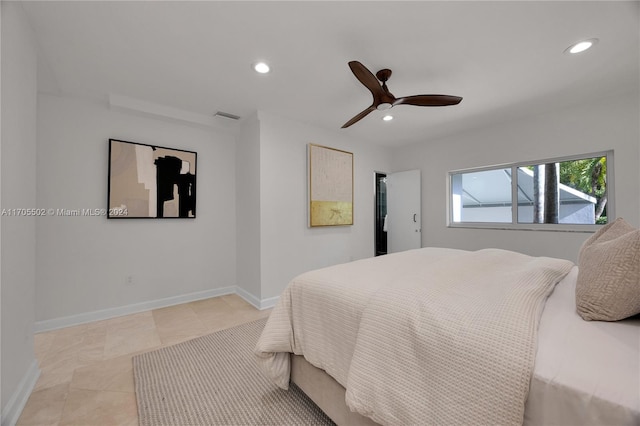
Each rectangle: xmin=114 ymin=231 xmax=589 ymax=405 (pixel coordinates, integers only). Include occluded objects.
xmin=17 ymin=294 xmax=271 ymax=426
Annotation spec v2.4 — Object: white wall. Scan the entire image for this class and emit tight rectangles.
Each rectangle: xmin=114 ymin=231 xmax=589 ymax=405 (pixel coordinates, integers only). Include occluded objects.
xmin=257 ymin=112 xmax=393 ymax=299
xmin=35 ymin=94 xmax=237 ymax=322
xmin=1 ymin=1 xmax=3 ymax=410
xmin=235 ymin=113 xmax=261 ymax=300
xmin=392 ymin=93 xmax=640 ymax=262
xmin=1 ymin=1 xmax=39 ymax=420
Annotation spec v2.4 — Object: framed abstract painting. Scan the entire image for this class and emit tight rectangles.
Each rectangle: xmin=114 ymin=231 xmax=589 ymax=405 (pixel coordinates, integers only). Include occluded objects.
xmin=108 ymin=139 xmax=197 ymax=219
xmin=308 ymin=144 xmax=353 ymax=227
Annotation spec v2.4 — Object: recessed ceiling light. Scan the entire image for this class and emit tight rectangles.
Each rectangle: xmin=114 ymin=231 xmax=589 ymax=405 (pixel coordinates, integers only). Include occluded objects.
xmin=382 ymin=115 xmax=394 ymax=122
xmin=565 ymin=38 xmax=599 ymax=54
xmin=253 ymin=62 xmax=270 ymax=74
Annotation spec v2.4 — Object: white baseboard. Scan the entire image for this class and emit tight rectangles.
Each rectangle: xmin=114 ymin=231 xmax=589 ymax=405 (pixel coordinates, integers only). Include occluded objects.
xmin=259 ymin=295 xmax=279 ymax=310
xmin=34 ymin=286 xmax=236 ymax=333
xmin=234 ymin=286 xmax=279 ymax=310
xmin=234 ymin=286 xmax=261 ymax=309
xmin=34 ymin=286 xmax=278 ymax=333
xmin=1 ymin=360 xmax=40 ymax=426
xmin=34 ymin=286 xmax=279 ymax=334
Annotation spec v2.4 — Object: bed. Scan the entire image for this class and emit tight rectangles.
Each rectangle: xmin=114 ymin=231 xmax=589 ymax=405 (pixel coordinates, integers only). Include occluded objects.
xmin=255 ymin=247 xmax=640 ymax=426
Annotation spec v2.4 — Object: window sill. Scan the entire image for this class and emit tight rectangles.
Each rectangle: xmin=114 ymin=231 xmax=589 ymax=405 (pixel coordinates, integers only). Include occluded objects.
xmin=447 ymin=222 xmax=601 ymax=233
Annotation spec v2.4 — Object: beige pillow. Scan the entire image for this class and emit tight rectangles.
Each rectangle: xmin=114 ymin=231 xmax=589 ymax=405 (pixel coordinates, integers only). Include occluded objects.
xmin=576 ymin=217 xmax=640 ymax=321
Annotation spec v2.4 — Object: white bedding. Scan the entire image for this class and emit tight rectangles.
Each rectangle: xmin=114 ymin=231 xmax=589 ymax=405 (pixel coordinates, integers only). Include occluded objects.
xmin=255 ymin=247 xmax=596 ymax=425
xmin=526 ymin=266 xmax=640 ymax=425
xmin=343 ymin=248 xmax=573 ymax=425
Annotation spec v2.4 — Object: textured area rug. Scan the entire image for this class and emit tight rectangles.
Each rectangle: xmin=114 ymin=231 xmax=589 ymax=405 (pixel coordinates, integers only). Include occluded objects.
xmin=133 ymin=319 xmax=334 ymax=426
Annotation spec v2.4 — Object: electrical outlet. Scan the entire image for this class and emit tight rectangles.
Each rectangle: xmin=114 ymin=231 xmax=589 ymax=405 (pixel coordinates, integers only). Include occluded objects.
xmin=125 ymin=275 xmax=134 ymax=286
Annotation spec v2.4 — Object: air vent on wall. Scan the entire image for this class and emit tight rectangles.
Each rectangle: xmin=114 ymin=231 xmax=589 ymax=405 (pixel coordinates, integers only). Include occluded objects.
xmin=214 ymin=111 xmax=241 ymax=121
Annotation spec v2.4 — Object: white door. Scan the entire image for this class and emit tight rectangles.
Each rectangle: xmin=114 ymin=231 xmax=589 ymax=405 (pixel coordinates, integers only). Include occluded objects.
xmin=387 ymin=169 xmax=421 ymax=253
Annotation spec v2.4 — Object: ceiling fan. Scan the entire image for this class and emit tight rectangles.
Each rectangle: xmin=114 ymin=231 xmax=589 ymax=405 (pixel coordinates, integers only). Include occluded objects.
xmin=341 ymin=61 xmax=463 ymax=128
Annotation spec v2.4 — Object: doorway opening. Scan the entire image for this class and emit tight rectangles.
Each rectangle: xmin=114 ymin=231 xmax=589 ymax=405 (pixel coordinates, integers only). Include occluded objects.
xmin=375 ymin=172 xmax=388 ymax=256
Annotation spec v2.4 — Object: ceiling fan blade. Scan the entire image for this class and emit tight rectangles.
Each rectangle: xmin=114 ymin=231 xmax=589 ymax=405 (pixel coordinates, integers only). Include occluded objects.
xmin=348 ymin=61 xmax=385 ymax=98
xmin=341 ymin=105 xmax=376 ymax=128
xmin=394 ymin=95 xmax=463 ymax=107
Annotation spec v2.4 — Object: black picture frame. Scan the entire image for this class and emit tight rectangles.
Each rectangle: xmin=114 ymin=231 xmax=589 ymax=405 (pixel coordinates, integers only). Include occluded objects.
xmin=108 ymin=139 xmax=197 ymax=219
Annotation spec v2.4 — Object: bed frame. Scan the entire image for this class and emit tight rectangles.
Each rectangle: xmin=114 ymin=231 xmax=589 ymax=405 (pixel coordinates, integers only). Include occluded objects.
xmin=290 ymin=354 xmax=379 ymax=426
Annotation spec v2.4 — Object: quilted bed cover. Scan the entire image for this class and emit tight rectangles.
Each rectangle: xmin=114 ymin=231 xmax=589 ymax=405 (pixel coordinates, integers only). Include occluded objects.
xmin=255 ymin=247 xmax=575 ymax=425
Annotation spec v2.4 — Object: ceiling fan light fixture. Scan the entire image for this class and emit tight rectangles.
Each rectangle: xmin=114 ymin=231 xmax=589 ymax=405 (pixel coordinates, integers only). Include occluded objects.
xmin=382 ymin=115 xmax=394 ymax=122
xmin=253 ymin=62 xmax=270 ymax=74
xmin=565 ymin=38 xmax=598 ymax=54
xmin=341 ymin=61 xmax=462 ymax=128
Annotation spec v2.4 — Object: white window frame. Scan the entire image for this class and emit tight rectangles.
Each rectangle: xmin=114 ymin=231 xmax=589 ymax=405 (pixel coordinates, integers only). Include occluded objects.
xmin=447 ymin=150 xmax=614 ymax=232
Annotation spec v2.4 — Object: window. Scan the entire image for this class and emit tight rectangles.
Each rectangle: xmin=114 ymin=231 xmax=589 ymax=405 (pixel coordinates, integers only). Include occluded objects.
xmin=451 ymin=168 xmax=513 ymax=223
xmin=448 ymin=151 xmax=613 ymax=231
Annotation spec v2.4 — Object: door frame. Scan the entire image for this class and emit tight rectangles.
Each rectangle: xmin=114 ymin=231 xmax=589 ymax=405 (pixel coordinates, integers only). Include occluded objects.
xmin=374 ymin=171 xmax=388 ymax=256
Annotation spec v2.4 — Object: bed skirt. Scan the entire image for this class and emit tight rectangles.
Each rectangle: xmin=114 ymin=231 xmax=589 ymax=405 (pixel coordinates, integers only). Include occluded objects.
xmin=290 ymin=354 xmax=378 ymax=426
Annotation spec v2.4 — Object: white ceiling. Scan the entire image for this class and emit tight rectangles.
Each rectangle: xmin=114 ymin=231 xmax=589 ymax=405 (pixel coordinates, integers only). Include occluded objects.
xmin=20 ymin=1 xmax=640 ymax=147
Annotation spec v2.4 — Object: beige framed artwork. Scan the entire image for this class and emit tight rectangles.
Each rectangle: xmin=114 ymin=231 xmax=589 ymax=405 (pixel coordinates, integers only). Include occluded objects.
xmin=308 ymin=144 xmax=353 ymax=227
xmin=108 ymin=139 xmax=197 ymax=219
